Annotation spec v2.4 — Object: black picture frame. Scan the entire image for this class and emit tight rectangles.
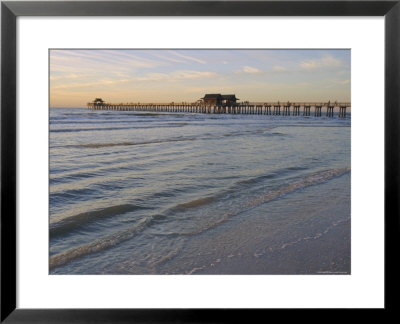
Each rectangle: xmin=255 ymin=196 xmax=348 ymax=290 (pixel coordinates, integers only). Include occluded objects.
xmin=1 ymin=0 xmax=399 ymax=322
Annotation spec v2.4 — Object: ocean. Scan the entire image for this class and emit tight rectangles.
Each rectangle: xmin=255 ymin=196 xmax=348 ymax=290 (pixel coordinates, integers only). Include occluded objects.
xmin=49 ymin=108 xmax=351 ymax=274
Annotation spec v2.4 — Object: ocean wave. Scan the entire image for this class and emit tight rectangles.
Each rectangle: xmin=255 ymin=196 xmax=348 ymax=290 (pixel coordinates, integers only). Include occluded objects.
xmin=235 ymin=173 xmax=277 ymax=186
xmin=166 ymin=166 xmax=350 ymax=223
xmin=170 ymin=167 xmax=351 ymax=236
xmin=232 ymin=166 xmax=307 ymax=187
xmin=60 ymin=136 xmax=196 ymax=149
xmin=51 ymin=126 xmax=136 ymax=133
xmin=49 ymin=216 xmax=153 ymax=270
xmin=239 ymin=167 xmax=350 ymax=211
xmin=50 ymin=204 xmax=146 ymax=238
xmin=50 ymin=123 xmax=188 ymax=133
xmin=52 ymin=126 xmax=286 ymax=148
xmin=51 ymin=120 xmax=135 ymax=125
xmin=170 ymin=196 xmax=216 ymax=212
xmin=222 ymin=128 xmax=276 ymax=137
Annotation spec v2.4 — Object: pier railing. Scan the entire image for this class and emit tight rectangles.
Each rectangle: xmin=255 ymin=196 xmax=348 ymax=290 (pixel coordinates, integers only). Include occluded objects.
xmin=87 ymin=102 xmax=351 ymax=117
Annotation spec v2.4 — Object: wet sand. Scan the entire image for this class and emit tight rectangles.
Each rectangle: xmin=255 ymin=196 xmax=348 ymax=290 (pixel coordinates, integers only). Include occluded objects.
xmin=197 ymin=217 xmax=350 ymax=274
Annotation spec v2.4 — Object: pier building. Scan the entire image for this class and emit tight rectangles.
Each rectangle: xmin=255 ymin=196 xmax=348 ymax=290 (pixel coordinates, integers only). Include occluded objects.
xmin=201 ymin=94 xmax=239 ymax=106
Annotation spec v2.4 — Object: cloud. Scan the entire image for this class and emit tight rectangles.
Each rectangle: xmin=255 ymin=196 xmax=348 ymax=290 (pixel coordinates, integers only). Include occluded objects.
xmin=51 ymin=79 xmax=130 ymax=90
xmin=150 ymin=53 xmax=187 ymax=64
xmin=272 ymin=66 xmax=288 ymax=72
xmin=137 ymin=70 xmax=217 ymax=82
xmin=50 ymin=73 xmax=81 ymax=81
xmin=136 ymin=73 xmax=168 ymax=82
xmin=50 ymin=50 xmax=164 ymax=74
xmin=172 ymin=70 xmax=217 ymax=79
xmin=328 ymin=79 xmax=350 ymax=86
xmin=241 ymin=66 xmax=262 ymax=74
xmin=168 ymin=51 xmax=207 ymax=64
xmin=324 ymin=79 xmax=351 ymax=89
xmin=300 ymin=56 xmax=343 ymax=70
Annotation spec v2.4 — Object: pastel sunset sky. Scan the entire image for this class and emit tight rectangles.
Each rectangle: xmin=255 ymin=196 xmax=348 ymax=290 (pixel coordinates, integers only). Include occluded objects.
xmin=50 ymin=49 xmax=350 ymax=108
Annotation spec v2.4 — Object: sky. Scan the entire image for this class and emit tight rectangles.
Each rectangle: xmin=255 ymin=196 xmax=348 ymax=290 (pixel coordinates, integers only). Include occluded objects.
xmin=50 ymin=49 xmax=350 ymax=108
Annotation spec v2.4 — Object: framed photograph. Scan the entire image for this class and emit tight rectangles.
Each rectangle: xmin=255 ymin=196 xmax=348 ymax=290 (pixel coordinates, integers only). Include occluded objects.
xmin=1 ymin=0 xmax=399 ymax=321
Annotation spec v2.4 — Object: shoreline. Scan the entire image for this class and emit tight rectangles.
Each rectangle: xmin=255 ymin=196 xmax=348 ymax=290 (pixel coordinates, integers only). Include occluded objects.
xmin=158 ymin=173 xmax=351 ymax=275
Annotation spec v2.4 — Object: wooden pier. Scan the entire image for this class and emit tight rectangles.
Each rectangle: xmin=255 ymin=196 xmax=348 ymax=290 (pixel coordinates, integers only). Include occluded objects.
xmin=87 ymin=99 xmax=351 ymax=118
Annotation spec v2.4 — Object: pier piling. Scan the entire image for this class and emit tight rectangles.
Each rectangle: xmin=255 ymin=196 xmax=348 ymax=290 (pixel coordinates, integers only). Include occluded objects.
xmin=339 ymin=106 xmax=347 ymax=118
xmin=327 ymin=106 xmax=335 ymax=117
xmin=303 ymin=105 xmax=311 ymax=116
xmin=315 ymin=106 xmax=322 ymax=117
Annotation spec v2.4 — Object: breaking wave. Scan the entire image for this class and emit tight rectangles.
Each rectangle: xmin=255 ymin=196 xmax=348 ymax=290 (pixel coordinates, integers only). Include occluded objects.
xmin=50 ymin=204 xmax=146 ymax=238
